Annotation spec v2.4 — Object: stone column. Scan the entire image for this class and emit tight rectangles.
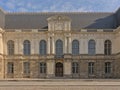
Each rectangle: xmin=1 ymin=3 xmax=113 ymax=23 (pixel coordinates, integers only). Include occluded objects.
xmin=46 ymin=60 xmax=55 ymax=78
xmin=50 ymin=37 xmax=52 ymax=54
xmin=52 ymin=37 xmax=55 ymax=54
xmin=64 ymin=37 xmax=70 ymax=54
xmin=67 ymin=37 xmax=69 ymax=53
xmin=64 ymin=60 xmax=72 ymax=78
xmin=68 ymin=37 xmax=72 ymax=54
xmin=64 ymin=37 xmax=67 ymax=54
xmin=47 ymin=37 xmax=50 ymax=54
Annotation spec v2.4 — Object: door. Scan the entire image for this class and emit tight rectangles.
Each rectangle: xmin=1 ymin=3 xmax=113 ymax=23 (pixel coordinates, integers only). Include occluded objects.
xmin=55 ymin=62 xmax=63 ymax=77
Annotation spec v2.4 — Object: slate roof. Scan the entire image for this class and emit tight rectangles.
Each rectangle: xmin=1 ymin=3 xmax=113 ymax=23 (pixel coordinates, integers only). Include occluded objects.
xmin=5 ymin=12 xmax=117 ymax=29
xmin=0 ymin=7 xmax=119 ymax=30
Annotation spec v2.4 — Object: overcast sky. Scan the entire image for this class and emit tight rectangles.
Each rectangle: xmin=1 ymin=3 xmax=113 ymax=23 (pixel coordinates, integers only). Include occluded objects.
xmin=0 ymin=0 xmax=120 ymax=12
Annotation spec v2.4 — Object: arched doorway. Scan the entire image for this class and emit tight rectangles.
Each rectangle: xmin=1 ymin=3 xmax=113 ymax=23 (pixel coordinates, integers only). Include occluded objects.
xmin=55 ymin=62 xmax=63 ymax=77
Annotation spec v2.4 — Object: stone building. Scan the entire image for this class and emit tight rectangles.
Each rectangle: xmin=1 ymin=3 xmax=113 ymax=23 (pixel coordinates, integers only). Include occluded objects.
xmin=0 ymin=8 xmax=120 ymax=79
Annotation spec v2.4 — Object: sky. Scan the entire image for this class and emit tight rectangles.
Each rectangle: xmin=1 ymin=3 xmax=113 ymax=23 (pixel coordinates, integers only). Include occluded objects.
xmin=0 ymin=0 xmax=120 ymax=12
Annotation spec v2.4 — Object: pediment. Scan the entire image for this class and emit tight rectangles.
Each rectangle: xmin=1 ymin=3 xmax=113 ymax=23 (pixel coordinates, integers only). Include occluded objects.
xmin=47 ymin=15 xmax=71 ymax=31
xmin=47 ymin=15 xmax=71 ymax=22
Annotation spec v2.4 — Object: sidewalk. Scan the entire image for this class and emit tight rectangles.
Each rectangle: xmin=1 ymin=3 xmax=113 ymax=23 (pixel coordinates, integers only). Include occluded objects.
xmin=0 ymin=79 xmax=120 ymax=90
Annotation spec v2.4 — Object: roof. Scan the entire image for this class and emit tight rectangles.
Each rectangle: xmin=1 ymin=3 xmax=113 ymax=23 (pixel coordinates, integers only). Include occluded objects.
xmin=0 ymin=7 xmax=119 ymax=30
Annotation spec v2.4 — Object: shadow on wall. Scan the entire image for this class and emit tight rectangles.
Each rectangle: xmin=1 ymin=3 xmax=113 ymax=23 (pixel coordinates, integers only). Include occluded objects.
xmin=42 ymin=26 xmax=48 ymax=29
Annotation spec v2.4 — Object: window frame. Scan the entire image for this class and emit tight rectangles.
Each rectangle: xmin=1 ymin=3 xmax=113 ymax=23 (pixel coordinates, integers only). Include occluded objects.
xmin=7 ymin=40 xmax=14 ymax=55
xmin=88 ymin=62 xmax=94 ymax=75
xmin=39 ymin=40 xmax=47 ymax=55
xmin=105 ymin=62 xmax=111 ymax=74
xmin=72 ymin=62 xmax=79 ymax=74
xmin=88 ymin=40 xmax=96 ymax=55
xmin=23 ymin=40 xmax=31 ymax=55
xmin=23 ymin=62 xmax=30 ymax=74
xmin=72 ymin=40 xmax=79 ymax=55
xmin=104 ymin=40 xmax=112 ymax=55
xmin=55 ymin=39 xmax=63 ymax=57
xmin=7 ymin=62 xmax=14 ymax=74
xmin=39 ymin=62 xmax=46 ymax=74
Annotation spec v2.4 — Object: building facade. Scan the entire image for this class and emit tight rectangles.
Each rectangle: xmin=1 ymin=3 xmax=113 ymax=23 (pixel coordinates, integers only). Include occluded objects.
xmin=0 ymin=8 xmax=120 ymax=79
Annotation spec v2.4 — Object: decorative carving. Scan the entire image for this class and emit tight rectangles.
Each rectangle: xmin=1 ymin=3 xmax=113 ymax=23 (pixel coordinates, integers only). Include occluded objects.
xmin=47 ymin=15 xmax=71 ymax=31
xmin=55 ymin=22 xmax=63 ymax=30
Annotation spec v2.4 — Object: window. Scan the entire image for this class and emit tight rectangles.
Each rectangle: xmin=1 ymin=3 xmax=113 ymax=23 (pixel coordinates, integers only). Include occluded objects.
xmin=23 ymin=40 xmax=31 ymax=55
xmin=39 ymin=40 xmax=47 ymax=55
xmin=88 ymin=62 xmax=94 ymax=74
xmin=104 ymin=40 xmax=112 ymax=55
xmin=56 ymin=39 xmax=63 ymax=57
xmin=23 ymin=62 xmax=30 ymax=74
xmin=72 ymin=40 xmax=79 ymax=55
xmin=7 ymin=62 xmax=14 ymax=74
xmin=72 ymin=62 xmax=79 ymax=74
xmin=7 ymin=40 xmax=14 ymax=55
xmin=39 ymin=62 xmax=46 ymax=73
xmin=88 ymin=40 xmax=96 ymax=55
xmin=105 ymin=62 xmax=111 ymax=74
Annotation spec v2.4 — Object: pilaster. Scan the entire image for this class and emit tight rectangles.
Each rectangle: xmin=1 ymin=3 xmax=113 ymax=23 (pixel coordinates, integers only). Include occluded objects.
xmin=52 ymin=37 xmax=55 ymax=54
xmin=47 ymin=37 xmax=50 ymax=54
xmin=64 ymin=37 xmax=67 ymax=54
xmin=14 ymin=39 xmax=18 ymax=55
xmin=18 ymin=39 xmax=23 ymax=55
xmin=46 ymin=59 xmax=55 ymax=78
xmin=31 ymin=39 xmax=34 ymax=55
xmin=68 ymin=37 xmax=72 ymax=54
xmin=64 ymin=59 xmax=72 ymax=78
xmin=0 ymin=28 xmax=4 ymax=78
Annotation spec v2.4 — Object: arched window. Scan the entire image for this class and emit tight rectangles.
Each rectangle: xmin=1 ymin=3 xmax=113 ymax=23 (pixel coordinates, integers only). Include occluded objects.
xmin=39 ymin=40 xmax=47 ymax=55
xmin=72 ymin=40 xmax=79 ymax=55
xmin=104 ymin=40 xmax=112 ymax=55
xmin=88 ymin=40 xmax=96 ymax=55
xmin=7 ymin=40 xmax=14 ymax=55
xmin=23 ymin=40 xmax=31 ymax=55
xmin=56 ymin=39 xmax=63 ymax=57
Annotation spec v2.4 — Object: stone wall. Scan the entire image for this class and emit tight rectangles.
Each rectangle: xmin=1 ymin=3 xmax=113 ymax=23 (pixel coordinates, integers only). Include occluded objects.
xmin=0 ymin=23 xmax=120 ymax=79
xmin=4 ymin=54 xmax=118 ymax=79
